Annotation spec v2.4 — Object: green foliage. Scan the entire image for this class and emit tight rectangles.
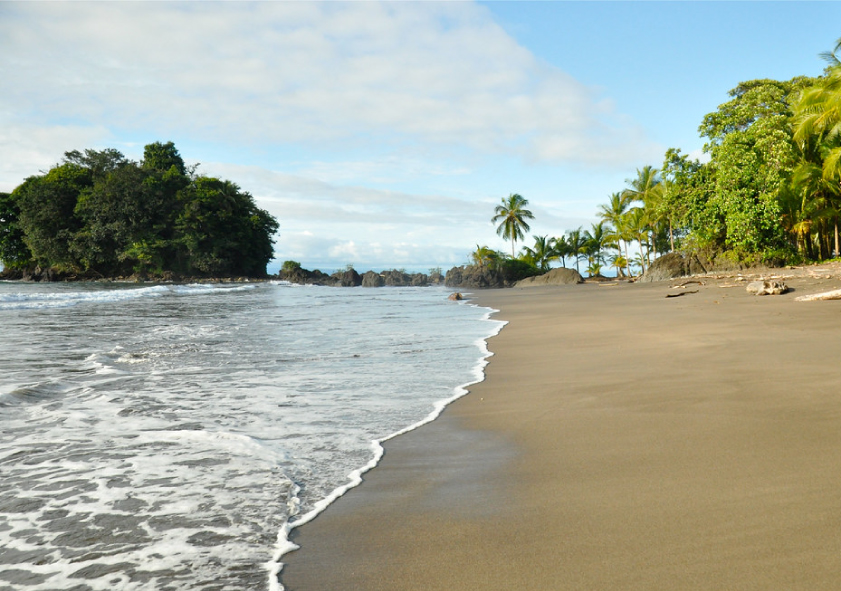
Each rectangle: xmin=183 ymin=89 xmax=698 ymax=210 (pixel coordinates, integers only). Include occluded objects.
xmin=282 ymin=260 xmax=302 ymax=272
xmin=14 ymin=163 xmax=92 ymax=270
xmin=0 ymin=143 xmax=279 ymax=277
xmin=497 ymin=257 xmax=540 ymax=283
xmin=470 ymin=245 xmax=502 ymax=269
xmin=519 ymin=235 xmax=557 ymax=272
xmin=142 ymin=141 xmax=186 ymax=176
xmin=698 ymin=78 xmax=812 ymax=254
xmin=491 ymin=193 xmax=535 ymax=258
xmin=0 ymin=192 xmax=32 ymax=269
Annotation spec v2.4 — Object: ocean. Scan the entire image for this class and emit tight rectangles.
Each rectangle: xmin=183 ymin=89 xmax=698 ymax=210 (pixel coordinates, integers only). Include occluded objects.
xmin=0 ymin=280 xmax=503 ymax=591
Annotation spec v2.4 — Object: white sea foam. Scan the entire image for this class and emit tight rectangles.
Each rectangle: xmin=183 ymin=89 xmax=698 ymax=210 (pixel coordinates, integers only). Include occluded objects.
xmin=267 ymin=300 xmax=505 ymax=590
xmin=0 ymin=282 xmax=499 ymax=590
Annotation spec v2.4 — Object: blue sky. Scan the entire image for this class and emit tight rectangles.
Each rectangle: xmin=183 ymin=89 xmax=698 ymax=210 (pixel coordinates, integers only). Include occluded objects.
xmin=1 ymin=1 xmax=839 ymax=272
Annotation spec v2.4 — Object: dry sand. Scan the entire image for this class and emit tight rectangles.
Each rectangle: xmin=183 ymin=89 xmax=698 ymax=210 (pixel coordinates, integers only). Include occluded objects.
xmin=280 ymin=266 xmax=841 ymax=591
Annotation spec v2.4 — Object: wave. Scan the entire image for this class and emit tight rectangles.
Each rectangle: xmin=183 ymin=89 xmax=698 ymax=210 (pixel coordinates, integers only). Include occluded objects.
xmin=0 ymin=283 xmax=257 ymax=310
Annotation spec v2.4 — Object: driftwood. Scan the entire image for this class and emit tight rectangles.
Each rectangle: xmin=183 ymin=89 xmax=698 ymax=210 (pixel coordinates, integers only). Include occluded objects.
xmin=795 ymin=288 xmax=841 ymax=302
xmin=746 ymin=280 xmax=788 ymax=296
xmin=665 ymin=290 xmax=699 ymax=298
xmin=670 ymin=280 xmax=704 ymax=288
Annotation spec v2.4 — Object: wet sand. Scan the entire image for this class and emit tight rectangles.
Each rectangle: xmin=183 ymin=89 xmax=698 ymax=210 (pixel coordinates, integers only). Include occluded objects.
xmin=280 ymin=268 xmax=841 ymax=590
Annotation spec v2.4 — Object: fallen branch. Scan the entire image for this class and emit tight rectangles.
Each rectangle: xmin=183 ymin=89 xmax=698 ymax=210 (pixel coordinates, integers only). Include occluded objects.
xmin=671 ymin=280 xmax=704 ymax=288
xmin=795 ymin=288 xmax=841 ymax=302
xmin=665 ymin=290 xmax=698 ymax=298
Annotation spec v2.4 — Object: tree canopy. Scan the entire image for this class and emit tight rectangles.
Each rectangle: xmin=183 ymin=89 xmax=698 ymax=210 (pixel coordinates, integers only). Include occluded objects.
xmin=1 ymin=142 xmax=279 ymax=277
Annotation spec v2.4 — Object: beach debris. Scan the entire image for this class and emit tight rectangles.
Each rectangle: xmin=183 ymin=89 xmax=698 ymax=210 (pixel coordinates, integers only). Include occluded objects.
xmin=665 ymin=290 xmax=699 ymax=298
xmin=795 ymin=288 xmax=841 ymax=302
xmin=670 ymin=280 xmax=705 ymax=288
xmin=448 ymin=292 xmax=464 ymax=301
xmin=746 ymin=280 xmax=788 ymax=296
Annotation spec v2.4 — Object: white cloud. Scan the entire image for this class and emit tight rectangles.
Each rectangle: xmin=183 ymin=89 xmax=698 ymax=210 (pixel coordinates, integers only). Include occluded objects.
xmin=0 ymin=1 xmax=661 ymax=269
xmin=0 ymin=1 xmax=656 ymax=178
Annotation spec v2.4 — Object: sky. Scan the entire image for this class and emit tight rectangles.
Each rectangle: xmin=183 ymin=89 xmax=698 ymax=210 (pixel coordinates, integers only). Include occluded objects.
xmin=1 ymin=1 xmax=839 ymax=273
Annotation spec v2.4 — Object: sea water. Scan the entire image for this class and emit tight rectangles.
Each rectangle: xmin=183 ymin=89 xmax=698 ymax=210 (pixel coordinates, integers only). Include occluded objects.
xmin=0 ymin=281 xmax=503 ymax=591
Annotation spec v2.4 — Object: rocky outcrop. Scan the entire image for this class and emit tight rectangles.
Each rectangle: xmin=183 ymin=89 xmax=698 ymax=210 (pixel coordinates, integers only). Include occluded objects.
xmin=444 ymin=266 xmax=506 ymax=289
xmin=361 ymin=271 xmax=385 ymax=287
xmin=335 ymin=269 xmax=362 ymax=287
xmin=638 ymin=252 xmax=770 ymax=283
xmin=638 ymin=253 xmax=690 ymax=283
xmin=515 ymin=267 xmax=583 ymax=287
xmin=278 ymin=267 xmax=441 ymax=287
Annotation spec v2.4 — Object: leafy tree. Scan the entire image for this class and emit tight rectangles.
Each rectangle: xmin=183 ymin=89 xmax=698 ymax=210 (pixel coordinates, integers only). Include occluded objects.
xmin=492 ymin=193 xmax=535 ymax=259
xmin=64 ymin=148 xmax=127 ymax=181
xmin=3 ymin=142 xmax=279 ymax=277
xmin=699 ymin=77 xmax=812 ymax=255
xmin=14 ymin=163 xmax=92 ymax=270
xmin=142 ymin=141 xmax=187 ymax=176
xmin=0 ymin=192 xmax=31 ymax=269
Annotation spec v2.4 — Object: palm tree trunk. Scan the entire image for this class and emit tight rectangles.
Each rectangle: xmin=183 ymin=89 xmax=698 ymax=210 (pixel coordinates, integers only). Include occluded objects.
xmin=669 ymin=219 xmax=675 ymax=252
xmin=638 ymin=239 xmax=646 ymax=273
xmin=834 ymin=219 xmax=839 ymax=257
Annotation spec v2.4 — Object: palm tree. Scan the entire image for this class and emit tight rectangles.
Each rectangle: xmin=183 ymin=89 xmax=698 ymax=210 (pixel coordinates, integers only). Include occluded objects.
xmin=565 ymin=227 xmax=587 ymax=273
xmin=526 ymin=235 xmax=557 ymax=271
xmin=598 ymin=191 xmax=633 ymax=258
xmin=794 ymin=66 xmax=841 ymax=184
xmin=553 ymin=234 xmax=571 ymax=268
xmin=793 ymin=63 xmax=841 ymax=255
xmin=624 ymin=207 xmax=649 ymax=274
xmin=624 ymin=166 xmax=661 ymax=264
xmin=609 ymin=253 xmax=628 ymax=278
xmin=492 ymin=194 xmax=535 ymax=259
xmin=819 ymin=37 xmax=841 ymax=69
xmin=582 ymin=222 xmax=615 ymax=276
xmin=471 ymin=245 xmax=501 ymax=269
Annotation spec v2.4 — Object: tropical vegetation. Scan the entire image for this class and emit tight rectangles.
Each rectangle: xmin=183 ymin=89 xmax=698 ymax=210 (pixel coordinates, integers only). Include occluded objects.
xmin=471 ymin=38 xmax=841 ymax=278
xmin=0 ymin=142 xmax=279 ymax=278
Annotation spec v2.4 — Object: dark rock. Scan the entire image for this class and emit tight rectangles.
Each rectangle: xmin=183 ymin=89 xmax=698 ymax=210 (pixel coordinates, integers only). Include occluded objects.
xmin=638 ymin=252 xmax=690 ymax=283
xmin=361 ymin=271 xmax=385 ymax=287
xmin=332 ymin=269 xmax=361 ymax=287
xmin=448 ymin=292 xmax=463 ymax=301
xmin=444 ymin=265 xmax=506 ymax=289
xmin=382 ymin=269 xmax=411 ymax=286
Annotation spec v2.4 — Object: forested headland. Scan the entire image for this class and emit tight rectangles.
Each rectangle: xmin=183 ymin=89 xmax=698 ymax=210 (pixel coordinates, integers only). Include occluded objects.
xmin=0 ymin=142 xmax=279 ymax=280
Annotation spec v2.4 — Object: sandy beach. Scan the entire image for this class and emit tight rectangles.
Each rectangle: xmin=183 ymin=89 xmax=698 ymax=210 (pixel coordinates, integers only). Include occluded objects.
xmin=280 ymin=266 xmax=841 ymax=591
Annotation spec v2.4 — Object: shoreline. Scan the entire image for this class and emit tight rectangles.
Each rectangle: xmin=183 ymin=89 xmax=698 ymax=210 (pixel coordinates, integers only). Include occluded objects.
xmin=280 ymin=265 xmax=841 ymax=590
xmin=266 ymin=300 xmax=506 ymax=590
